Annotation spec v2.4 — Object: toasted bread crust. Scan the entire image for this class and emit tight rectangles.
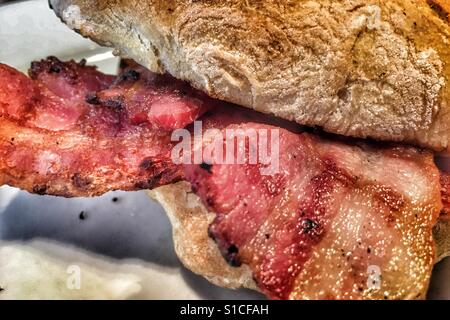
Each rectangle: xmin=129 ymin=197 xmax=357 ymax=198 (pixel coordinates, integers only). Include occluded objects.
xmin=148 ymin=182 xmax=257 ymax=291
xmin=51 ymin=0 xmax=450 ymax=150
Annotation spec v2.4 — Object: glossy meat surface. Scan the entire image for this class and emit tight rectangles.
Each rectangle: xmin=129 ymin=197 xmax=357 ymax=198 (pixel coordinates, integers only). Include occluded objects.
xmin=185 ymin=125 xmax=442 ymax=299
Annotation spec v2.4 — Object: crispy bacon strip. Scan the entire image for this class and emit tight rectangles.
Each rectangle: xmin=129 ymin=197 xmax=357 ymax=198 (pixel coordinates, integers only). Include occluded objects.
xmin=0 ymin=57 xmax=115 ymax=132
xmin=89 ymin=59 xmax=213 ymax=131
xmin=29 ymin=56 xmax=115 ymax=102
xmin=185 ymin=125 xmax=442 ymax=300
xmin=0 ymin=58 xmax=214 ymax=196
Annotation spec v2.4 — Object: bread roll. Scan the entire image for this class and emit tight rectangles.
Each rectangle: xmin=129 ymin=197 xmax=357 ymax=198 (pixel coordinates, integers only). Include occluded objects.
xmin=51 ymin=0 xmax=450 ymax=150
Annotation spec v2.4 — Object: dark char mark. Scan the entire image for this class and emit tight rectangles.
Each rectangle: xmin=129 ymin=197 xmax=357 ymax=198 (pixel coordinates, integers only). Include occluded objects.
xmin=199 ymin=162 xmax=213 ymax=174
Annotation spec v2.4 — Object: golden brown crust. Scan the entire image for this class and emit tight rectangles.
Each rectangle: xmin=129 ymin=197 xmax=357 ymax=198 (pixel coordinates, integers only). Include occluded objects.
xmin=148 ymin=182 xmax=258 ymax=291
xmin=50 ymin=0 xmax=450 ymax=150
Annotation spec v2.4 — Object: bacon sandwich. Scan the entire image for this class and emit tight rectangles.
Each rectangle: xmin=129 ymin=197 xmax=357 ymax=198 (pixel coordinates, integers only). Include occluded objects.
xmin=1 ymin=0 xmax=450 ymax=299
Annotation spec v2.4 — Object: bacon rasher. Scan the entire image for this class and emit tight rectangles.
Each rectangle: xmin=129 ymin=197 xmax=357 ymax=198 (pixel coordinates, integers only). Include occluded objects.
xmin=186 ymin=125 xmax=442 ymax=299
xmin=0 ymin=57 xmax=212 ymax=196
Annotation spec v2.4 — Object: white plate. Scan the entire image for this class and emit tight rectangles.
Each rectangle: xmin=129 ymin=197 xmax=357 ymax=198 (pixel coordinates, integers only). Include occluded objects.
xmin=0 ymin=0 xmax=448 ymax=300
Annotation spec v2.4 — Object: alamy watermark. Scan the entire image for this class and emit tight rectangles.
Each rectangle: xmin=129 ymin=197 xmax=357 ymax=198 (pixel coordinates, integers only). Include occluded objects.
xmin=66 ymin=265 xmax=81 ymax=290
xmin=171 ymin=121 xmax=280 ymax=175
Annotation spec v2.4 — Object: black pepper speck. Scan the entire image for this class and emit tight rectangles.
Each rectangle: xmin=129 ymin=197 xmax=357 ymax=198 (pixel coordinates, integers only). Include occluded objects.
xmin=79 ymin=211 xmax=87 ymax=220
